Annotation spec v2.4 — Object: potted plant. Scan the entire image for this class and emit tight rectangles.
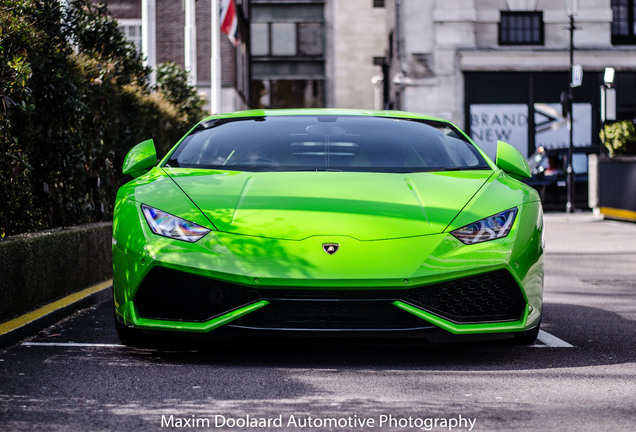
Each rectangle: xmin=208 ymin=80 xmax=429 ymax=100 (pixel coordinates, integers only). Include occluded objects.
xmin=600 ymin=120 xmax=636 ymax=157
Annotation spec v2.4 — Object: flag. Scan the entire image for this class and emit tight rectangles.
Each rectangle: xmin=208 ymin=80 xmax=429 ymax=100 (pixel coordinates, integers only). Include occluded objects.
xmin=220 ymin=0 xmax=239 ymax=46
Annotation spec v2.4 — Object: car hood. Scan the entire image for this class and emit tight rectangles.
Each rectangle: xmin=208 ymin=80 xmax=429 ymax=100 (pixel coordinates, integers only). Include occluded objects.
xmin=162 ymin=168 xmax=493 ymax=241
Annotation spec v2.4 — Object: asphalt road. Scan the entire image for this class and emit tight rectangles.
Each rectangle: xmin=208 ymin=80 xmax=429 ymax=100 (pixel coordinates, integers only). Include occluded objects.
xmin=1 ymin=213 xmax=635 ymax=431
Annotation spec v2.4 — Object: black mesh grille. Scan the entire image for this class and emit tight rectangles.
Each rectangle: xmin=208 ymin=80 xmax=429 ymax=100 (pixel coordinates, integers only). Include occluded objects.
xmin=134 ymin=267 xmax=260 ymax=322
xmin=232 ymin=300 xmax=430 ymax=330
xmin=133 ymin=267 xmax=525 ymax=325
xmin=403 ymin=270 xmax=526 ymax=323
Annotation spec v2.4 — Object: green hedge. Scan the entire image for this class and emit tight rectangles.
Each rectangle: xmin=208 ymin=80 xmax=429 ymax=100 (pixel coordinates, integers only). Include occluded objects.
xmin=0 ymin=222 xmax=112 ymax=322
xmin=0 ymin=0 xmax=207 ymax=238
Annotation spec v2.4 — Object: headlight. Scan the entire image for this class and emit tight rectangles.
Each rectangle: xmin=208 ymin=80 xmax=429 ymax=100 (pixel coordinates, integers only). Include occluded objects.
xmin=451 ymin=208 xmax=518 ymax=245
xmin=141 ymin=204 xmax=210 ymax=242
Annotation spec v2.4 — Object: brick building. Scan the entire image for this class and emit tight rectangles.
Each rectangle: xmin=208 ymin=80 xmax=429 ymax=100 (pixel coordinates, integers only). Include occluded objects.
xmin=101 ymin=0 xmax=249 ymax=113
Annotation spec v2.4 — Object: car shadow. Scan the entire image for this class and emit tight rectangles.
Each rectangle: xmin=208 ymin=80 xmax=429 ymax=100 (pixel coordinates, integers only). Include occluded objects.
xmin=122 ymin=302 xmax=635 ymax=372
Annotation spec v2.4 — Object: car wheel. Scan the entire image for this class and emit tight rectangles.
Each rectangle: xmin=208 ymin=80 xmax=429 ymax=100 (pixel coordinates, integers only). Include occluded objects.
xmin=114 ymin=312 xmax=147 ymax=347
xmin=114 ymin=311 xmax=200 ymax=350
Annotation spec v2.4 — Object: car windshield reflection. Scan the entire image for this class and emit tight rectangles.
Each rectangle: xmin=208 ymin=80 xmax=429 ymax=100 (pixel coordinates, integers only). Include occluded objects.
xmin=165 ymin=116 xmax=491 ymax=173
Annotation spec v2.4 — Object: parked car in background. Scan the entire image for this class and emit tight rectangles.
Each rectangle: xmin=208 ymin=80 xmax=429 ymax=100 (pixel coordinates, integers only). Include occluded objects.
xmin=525 ymin=146 xmax=601 ymax=210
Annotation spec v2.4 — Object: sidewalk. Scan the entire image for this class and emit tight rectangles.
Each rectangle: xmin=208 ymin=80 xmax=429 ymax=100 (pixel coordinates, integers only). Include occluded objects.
xmin=543 ymin=211 xmax=636 ymax=255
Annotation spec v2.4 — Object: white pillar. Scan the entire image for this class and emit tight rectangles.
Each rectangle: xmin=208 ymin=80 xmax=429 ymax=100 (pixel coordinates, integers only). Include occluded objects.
xmin=141 ymin=0 xmax=157 ymax=87
xmin=211 ymin=0 xmax=222 ymax=114
xmin=184 ymin=0 xmax=198 ymax=86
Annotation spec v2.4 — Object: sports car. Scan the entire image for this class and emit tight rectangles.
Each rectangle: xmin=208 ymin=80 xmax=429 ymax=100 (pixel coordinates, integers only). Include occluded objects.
xmin=112 ymin=109 xmax=544 ymax=346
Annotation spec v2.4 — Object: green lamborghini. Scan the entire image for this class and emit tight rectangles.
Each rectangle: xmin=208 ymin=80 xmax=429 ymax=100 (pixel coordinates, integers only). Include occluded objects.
xmin=112 ymin=109 xmax=544 ymax=346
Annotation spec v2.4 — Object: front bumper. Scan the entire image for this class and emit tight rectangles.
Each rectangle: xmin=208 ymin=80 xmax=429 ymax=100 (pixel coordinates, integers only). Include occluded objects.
xmin=113 ymin=199 xmax=544 ymax=340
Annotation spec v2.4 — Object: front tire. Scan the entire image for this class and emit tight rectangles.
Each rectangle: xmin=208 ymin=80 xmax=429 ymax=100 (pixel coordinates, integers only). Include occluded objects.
xmin=114 ymin=310 xmax=200 ymax=350
xmin=114 ymin=313 xmax=147 ymax=347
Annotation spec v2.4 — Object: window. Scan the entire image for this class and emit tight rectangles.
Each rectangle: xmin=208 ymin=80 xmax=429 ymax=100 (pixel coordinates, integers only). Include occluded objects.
xmin=118 ymin=19 xmax=142 ymax=53
xmin=572 ymin=153 xmax=588 ymax=174
xmin=250 ymin=22 xmax=324 ymax=57
xmin=612 ymin=0 xmax=636 ymax=44
xmin=271 ymin=23 xmax=296 ymax=56
xmin=251 ymin=80 xmax=324 ymax=108
xmin=251 ymin=23 xmax=269 ymax=56
xmin=373 ymin=0 xmax=385 ymax=7
xmin=499 ymin=11 xmax=544 ymax=45
xmin=298 ymin=23 xmax=323 ymax=56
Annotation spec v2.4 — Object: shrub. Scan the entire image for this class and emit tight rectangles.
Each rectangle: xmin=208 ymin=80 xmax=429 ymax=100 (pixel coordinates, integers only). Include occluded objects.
xmin=0 ymin=0 xmax=207 ymax=237
xmin=156 ymin=62 xmax=207 ymax=126
xmin=600 ymin=120 xmax=636 ymax=157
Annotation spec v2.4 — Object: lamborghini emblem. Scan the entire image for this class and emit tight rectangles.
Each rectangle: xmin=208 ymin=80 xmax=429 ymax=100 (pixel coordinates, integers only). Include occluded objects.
xmin=322 ymin=243 xmax=340 ymax=255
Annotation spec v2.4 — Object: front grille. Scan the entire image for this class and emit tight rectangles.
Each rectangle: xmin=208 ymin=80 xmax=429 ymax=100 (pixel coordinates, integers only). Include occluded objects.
xmin=133 ymin=267 xmax=525 ymax=325
xmin=134 ymin=267 xmax=260 ymax=322
xmin=403 ymin=270 xmax=526 ymax=323
xmin=232 ymin=300 xmax=430 ymax=330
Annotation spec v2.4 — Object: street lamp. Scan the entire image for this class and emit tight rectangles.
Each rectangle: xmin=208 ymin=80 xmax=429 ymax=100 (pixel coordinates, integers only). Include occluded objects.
xmin=565 ymin=0 xmax=579 ymax=213
xmin=604 ymin=66 xmax=615 ymax=87
xmin=601 ymin=67 xmax=616 ymax=123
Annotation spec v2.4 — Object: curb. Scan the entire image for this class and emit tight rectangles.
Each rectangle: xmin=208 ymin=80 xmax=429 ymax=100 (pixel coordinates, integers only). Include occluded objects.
xmin=0 ymin=280 xmax=112 ymax=349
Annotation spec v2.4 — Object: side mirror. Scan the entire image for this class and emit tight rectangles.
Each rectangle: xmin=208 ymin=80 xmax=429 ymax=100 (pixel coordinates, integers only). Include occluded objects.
xmin=122 ymin=139 xmax=157 ymax=178
xmin=495 ymin=140 xmax=531 ymax=181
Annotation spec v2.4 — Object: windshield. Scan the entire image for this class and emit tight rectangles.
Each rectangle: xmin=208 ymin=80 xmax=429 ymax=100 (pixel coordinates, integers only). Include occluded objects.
xmin=165 ymin=115 xmax=490 ymax=173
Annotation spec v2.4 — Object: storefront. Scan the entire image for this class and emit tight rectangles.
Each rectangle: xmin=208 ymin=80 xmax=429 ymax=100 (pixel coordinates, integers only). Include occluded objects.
xmin=465 ymin=72 xmax=601 ymax=159
xmin=464 ymin=71 xmax=636 ymax=159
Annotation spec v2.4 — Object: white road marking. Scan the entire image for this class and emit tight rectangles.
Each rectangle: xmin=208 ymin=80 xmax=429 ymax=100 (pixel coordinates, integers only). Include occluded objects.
xmin=535 ymin=330 xmax=574 ymax=348
xmin=22 ymin=342 xmax=124 ymax=348
xmin=21 ymin=332 xmax=574 ymax=349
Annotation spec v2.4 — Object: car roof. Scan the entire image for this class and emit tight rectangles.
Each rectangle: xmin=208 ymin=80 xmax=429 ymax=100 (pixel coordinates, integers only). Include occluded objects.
xmin=199 ymin=108 xmax=450 ymax=124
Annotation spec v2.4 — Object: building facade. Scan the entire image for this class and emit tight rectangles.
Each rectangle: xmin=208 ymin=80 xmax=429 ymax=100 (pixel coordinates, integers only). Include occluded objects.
xmin=383 ymin=0 xmax=636 ymax=158
xmin=104 ymin=0 xmax=387 ymax=112
xmin=100 ymin=0 xmax=636 ymax=159
xmin=249 ymin=0 xmax=326 ymax=108
xmin=330 ymin=0 xmax=387 ymax=109
xmin=248 ymin=0 xmax=386 ymax=110
xmin=101 ymin=0 xmax=250 ymax=113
